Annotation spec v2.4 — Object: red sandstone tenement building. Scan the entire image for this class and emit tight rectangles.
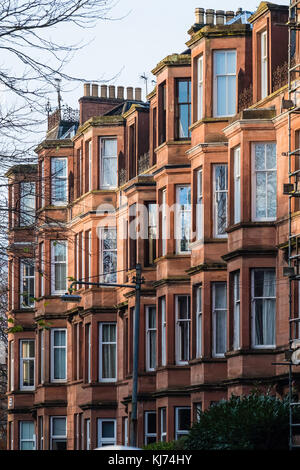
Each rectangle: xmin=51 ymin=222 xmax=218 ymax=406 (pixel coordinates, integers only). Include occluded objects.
xmin=6 ymin=2 xmax=300 ymax=449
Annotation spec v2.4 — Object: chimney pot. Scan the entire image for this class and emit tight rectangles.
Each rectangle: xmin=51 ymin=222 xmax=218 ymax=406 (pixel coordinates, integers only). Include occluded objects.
xmin=236 ymin=8 xmax=243 ymax=15
xmin=135 ymin=87 xmax=142 ymax=101
xmin=91 ymin=83 xmax=99 ymax=97
xmin=83 ymin=83 xmax=91 ymax=97
xmin=206 ymin=9 xmax=215 ymax=25
xmin=127 ymin=87 xmax=134 ymax=100
xmin=195 ymin=7 xmax=204 ymax=24
xmin=216 ymin=10 xmax=225 ymax=25
xmin=109 ymin=85 xmax=115 ymax=98
xmin=101 ymin=85 xmax=107 ymax=98
xmin=226 ymin=11 xmax=235 ymax=22
xmin=117 ymin=86 xmax=124 ymax=99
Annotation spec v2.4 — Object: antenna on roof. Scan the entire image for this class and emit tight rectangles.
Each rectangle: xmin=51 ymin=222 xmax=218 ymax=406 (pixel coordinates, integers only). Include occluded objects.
xmin=54 ymin=78 xmax=62 ymax=113
xmin=140 ymin=73 xmax=148 ymax=97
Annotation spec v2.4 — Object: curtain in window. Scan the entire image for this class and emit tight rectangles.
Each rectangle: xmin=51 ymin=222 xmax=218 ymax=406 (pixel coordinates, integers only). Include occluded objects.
xmin=254 ymin=143 xmax=276 ymax=220
xmin=254 ymin=270 xmax=276 ymax=346
xmin=101 ymin=324 xmax=116 ymax=379
xmin=53 ymin=330 xmax=66 ymax=379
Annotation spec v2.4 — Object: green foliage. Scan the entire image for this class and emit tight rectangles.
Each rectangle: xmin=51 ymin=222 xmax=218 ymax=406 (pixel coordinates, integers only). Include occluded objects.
xmin=184 ymin=393 xmax=297 ymax=450
xmin=143 ymin=438 xmax=187 ymax=451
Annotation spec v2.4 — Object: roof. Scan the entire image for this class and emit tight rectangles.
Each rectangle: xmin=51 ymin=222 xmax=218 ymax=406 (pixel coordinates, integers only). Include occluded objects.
xmin=104 ymin=100 xmax=149 ymax=117
xmin=227 ymin=11 xmax=254 ymax=25
xmin=5 ymin=164 xmax=38 ymax=178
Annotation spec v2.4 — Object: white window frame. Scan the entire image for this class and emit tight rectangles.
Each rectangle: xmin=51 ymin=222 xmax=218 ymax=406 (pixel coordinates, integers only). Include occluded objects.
xmin=160 ymin=408 xmax=167 ymax=442
xmin=40 ymin=328 xmax=44 ymax=384
xmin=50 ymin=416 xmax=67 ymax=450
xmin=51 ymin=157 xmax=68 ymax=205
xmin=99 ymin=227 xmax=117 ymax=283
xmin=162 ymin=189 xmax=167 ymax=256
xmin=233 ymin=272 xmax=240 ymax=350
xmin=196 ymin=287 xmax=202 ymax=358
xmin=124 ymin=417 xmax=128 ymax=446
xmin=161 ymin=297 xmax=166 ymax=366
xmin=19 ymin=421 xmax=36 ymax=450
xmin=213 ymin=50 xmax=237 ymax=117
xmin=20 ymin=258 xmax=35 ymax=308
xmin=252 ymin=142 xmax=277 ymax=222
xmin=213 ymin=164 xmax=228 ymax=238
xmin=251 ymin=269 xmax=276 ymax=348
xmin=38 ymin=416 xmax=43 ymax=450
xmin=175 ymin=185 xmax=191 ymax=254
xmin=99 ymin=322 xmax=117 ymax=382
xmin=212 ymin=282 xmax=227 ymax=358
xmin=198 ymin=55 xmax=203 ymax=120
xmin=146 ymin=306 xmax=156 ymax=371
xmin=20 ymin=181 xmax=36 ymax=226
xmin=88 ymin=140 xmax=92 ymax=191
xmin=41 ymin=160 xmax=45 ymax=207
xmin=86 ymin=419 xmax=91 ymax=450
xmin=197 ymin=168 xmax=203 ymax=240
xmin=144 ymin=411 xmax=157 ymax=445
xmin=50 ymin=328 xmax=67 ymax=383
xmin=97 ymin=419 xmax=116 ymax=447
xmin=20 ymin=339 xmax=35 ymax=391
xmin=234 ymin=147 xmax=241 ymax=224
xmin=87 ymin=323 xmax=91 ymax=383
xmin=175 ymin=295 xmax=191 ymax=365
xmin=100 ymin=137 xmax=118 ymax=189
xmin=175 ymin=407 xmax=191 ymax=440
xmin=9 ymin=340 xmax=14 ymax=391
xmin=51 ymin=240 xmax=67 ymax=295
xmin=40 ymin=242 xmax=45 ymax=297
xmin=87 ymin=230 xmax=91 ymax=282
xmin=261 ymin=30 xmax=268 ymax=99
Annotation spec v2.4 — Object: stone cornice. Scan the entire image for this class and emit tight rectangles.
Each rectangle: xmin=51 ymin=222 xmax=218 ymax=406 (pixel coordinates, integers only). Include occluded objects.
xmin=186 ymin=23 xmax=251 ymax=49
xmin=34 ymin=139 xmax=73 ymax=153
xmin=151 ymin=54 xmax=191 ymax=76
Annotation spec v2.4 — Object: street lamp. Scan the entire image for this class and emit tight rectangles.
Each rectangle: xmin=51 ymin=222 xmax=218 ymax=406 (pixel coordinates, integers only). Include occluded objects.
xmin=60 ymin=264 xmax=143 ymax=447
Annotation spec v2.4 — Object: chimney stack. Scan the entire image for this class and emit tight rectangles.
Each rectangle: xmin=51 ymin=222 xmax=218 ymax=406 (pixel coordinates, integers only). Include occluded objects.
xmin=195 ymin=7 xmax=204 ymax=24
xmin=91 ymin=84 xmax=99 ymax=97
xmin=109 ymin=85 xmax=115 ymax=98
xmin=226 ymin=11 xmax=235 ymax=22
xmin=135 ymin=87 xmax=142 ymax=101
xmin=206 ymin=9 xmax=215 ymax=25
xmin=127 ymin=87 xmax=134 ymax=100
xmin=216 ymin=10 xmax=225 ymax=25
xmin=117 ymin=86 xmax=124 ymax=99
xmin=101 ymin=85 xmax=107 ymax=98
xmin=84 ymin=83 xmax=91 ymax=97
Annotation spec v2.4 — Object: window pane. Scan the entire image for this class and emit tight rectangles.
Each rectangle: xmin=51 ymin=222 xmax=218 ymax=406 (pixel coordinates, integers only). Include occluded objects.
xmin=267 ymin=172 xmax=276 ymax=218
xmin=102 ymin=324 xmax=116 ymax=342
xmin=214 ymin=284 xmax=227 ymax=308
xmin=266 ymin=143 xmax=276 ymax=169
xmin=54 ymin=330 xmax=65 ymax=347
xmin=215 ymin=310 xmax=226 ymax=354
xmin=147 ymin=413 xmax=156 ymax=433
xmin=255 ymin=144 xmax=265 ymax=170
xmin=178 ymin=409 xmax=190 ymax=431
xmin=53 ymin=418 xmax=66 ymax=436
xmin=227 ymin=51 xmax=236 ymax=73
xmin=228 ymin=75 xmax=236 ymax=115
xmin=217 ymin=76 xmax=226 ymax=116
xmin=256 ymin=172 xmax=266 ymax=218
xmin=179 ymin=104 xmax=189 ymax=138
xmin=216 ymin=52 xmax=225 ymax=74
xmin=54 ymin=349 xmax=66 ymax=379
xmin=102 ymin=421 xmax=115 ymax=438
xmin=178 ymin=81 xmax=188 ymax=103
xmin=103 ymin=139 xmax=117 ymax=157
xmin=21 ymin=421 xmax=34 ymax=440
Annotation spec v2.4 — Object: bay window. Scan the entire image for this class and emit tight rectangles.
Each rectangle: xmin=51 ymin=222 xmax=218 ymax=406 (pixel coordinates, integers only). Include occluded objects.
xmin=175 ymin=295 xmax=191 ymax=365
xmin=50 ymin=416 xmax=67 ymax=450
xmin=234 ymin=147 xmax=241 ymax=224
xmin=161 ymin=189 xmax=167 ymax=256
xmin=100 ymin=137 xmax=117 ymax=189
xmin=51 ymin=157 xmax=68 ymax=205
xmin=251 ymin=269 xmax=276 ymax=347
xmin=97 ymin=419 xmax=116 ymax=447
xmin=20 ymin=339 xmax=35 ymax=390
xmin=19 ymin=421 xmax=35 ymax=450
xmin=212 ymin=283 xmax=227 ymax=357
xmin=20 ymin=181 xmax=35 ymax=226
xmin=51 ymin=329 xmax=67 ymax=382
xmin=100 ymin=228 xmax=117 ymax=283
xmin=51 ymin=241 xmax=67 ymax=294
xmin=175 ymin=407 xmax=191 ymax=440
xmin=176 ymin=79 xmax=191 ymax=139
xmin=213 ymin=164 xmax=228 ymax=238
xmin=213 ymin=50 xmax=236 ymax=117
xmin=176 ymin=185 xmax=191 ymax=253
xmin=198 ymin=55 xmax=203 ymax=120
xmin=20 ymin=259 xmax=35 ymax=308
xmin=197 ymin=168 xmax=203 ymax=240
xmin=261 ymin=31 xmax=268 ymax=99
xmin=161 ymin=297 xmax=166 ymax=366
xmin=233 ymin=272 xmax=240 ymax=350
xmin=99 ymin=323 xmax=117 ymax=382
xmin=196 ymin=287 xmax=202 ymax=358
xmin=146 ymin=306 xmax=156 ymax=371
xmin=144 ymin=411 xmax=156 ymax=445
xmin=252 ymin=143 xmax=277 ymax=221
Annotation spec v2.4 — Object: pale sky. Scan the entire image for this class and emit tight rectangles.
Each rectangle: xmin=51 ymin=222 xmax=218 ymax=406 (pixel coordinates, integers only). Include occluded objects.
xmin=56 ymin=0 xmax=290 ymax=111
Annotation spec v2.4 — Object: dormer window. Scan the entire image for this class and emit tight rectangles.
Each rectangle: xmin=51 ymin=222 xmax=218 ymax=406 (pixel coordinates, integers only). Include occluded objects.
xmin=213 ymin=50 xmax=236 ymax=117
xmin=175 ymin=79 xmax=191 ymax=139
xmin=51 ymin=157 xmax=68 ymax=205
xmin=261 ymin=31 xmax=268 ymax=99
